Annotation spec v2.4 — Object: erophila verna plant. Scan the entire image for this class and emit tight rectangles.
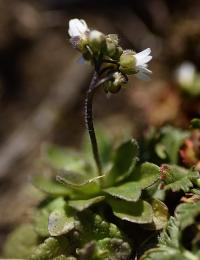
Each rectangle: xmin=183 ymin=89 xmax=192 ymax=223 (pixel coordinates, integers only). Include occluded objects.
xmin=3 ymin=19 xmax=200 ymax=260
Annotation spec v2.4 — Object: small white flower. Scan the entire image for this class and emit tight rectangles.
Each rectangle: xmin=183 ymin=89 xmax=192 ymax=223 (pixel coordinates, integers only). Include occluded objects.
xmin=134 ymin=48 xmax=152 ymax=80
xmin=175 ymin=62 xmax=196 ymax=86
xmin=68 ymin=18 xmax=89 ymax=38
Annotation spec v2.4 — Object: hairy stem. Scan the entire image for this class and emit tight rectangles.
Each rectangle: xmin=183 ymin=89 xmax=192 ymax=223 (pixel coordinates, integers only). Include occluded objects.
xmin=85 ymin=72 xmax=102 ymax=175
xmin=85 ymin=72 xmax=113 ymax=175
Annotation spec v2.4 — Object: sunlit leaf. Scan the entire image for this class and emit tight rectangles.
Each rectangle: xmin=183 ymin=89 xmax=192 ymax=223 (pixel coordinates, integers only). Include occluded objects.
xmin=145 ymin=199 xmax=169 ymax=230
xmin=33 ymin=197 xmax=67 ymax=237
xmin=48 ymin=209 xmax=78 ymax=236
xmin=104 ymin=182 xmax=141 ymax=202
xmin=68 ymin=196 xmax=105 ymax=211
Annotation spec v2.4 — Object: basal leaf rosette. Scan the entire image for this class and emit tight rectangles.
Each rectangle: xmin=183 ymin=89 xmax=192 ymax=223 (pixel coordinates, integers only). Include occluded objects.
xmin=32 ymin=138 xmax=168 ymax=230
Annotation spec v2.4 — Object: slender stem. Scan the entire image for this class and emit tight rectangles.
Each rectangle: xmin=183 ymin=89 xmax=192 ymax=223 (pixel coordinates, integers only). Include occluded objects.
xmin=85 ymin=72 xmax=102 ymax=174
xmin=85 ymin=72 xmax=113 ymax=175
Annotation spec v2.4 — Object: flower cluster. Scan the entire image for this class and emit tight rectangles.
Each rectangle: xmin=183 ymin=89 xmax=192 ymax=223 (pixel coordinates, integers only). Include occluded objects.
xmin=68 ymin=18 xmax=152 ymax=93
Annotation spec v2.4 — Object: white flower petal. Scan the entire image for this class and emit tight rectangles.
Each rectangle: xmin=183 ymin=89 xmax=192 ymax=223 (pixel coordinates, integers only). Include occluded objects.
xmin=138 ymin=66 xmax=152 ymax=75
xmin=135 ymin=48 xmax=151 ymax=58
xmin=136 ymin=55 xmax=152 ymax=67
xmin=133 ymin=48 xmax=152 ymax=79
xmin=68 ymin=18 xmax=89 ymax=37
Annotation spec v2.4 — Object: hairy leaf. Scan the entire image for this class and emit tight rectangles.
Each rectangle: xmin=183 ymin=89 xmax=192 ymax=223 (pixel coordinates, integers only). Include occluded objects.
xmin=29 ymin=237 xmax=69 ymax=260
xmin=95 ymin=238 xmax=132 ymax=260
xmin=161 ymin=165 xmax=199 ymax=192
xmin=175 ymin=201 xmax=200 ymax=229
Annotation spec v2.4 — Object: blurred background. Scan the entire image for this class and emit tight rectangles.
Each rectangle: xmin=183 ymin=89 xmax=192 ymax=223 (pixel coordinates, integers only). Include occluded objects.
xmin=0 ymin=0 xmax=200 ymax=253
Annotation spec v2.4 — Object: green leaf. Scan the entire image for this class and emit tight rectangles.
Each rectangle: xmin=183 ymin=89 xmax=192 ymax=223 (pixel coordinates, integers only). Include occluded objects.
xmin=108 ymin=198 xmax=153 ymax=224
xmin=32 ymin=175 xmax=72 ymax=197
xmin=48 ymin=209 xmax=78 ymax=236
xmin=141 ymin=201 xmax=200 ymax=260
xmin=191 ymin=118 xmax=200 ymax=129
xmin=105 ymin=139 xmax=139 ymax=186
xmin=131 ymin=162 xmax=160 ymax=189
xmin=76 ymin=211 xmax=123 ymax=242
xmin=29 ymin=237 xmax=69 ymax=260
xmin=95 ymin=238 xmax=132 ymax=260
xmin=161 ymin=165 xmax=199 ymax=192
xmin=104 ymin=182 xmax=141 ymax=202
xmin=159 ymin=217 xmax=180 ymax=249
xmin=56 ymin=170 xmax=101 ymax=196
xmin=145 ymin=199 xmax=169 ymax=230
xmin=44 ymin=144 xmax=95 ymax=178
xmin=53 ymin=255 xmax=68 ymax=260
xmin=68 ymin=196 xmax=105 ymax=211
xmin=140 ymin=247 xmax=189 ymax=260
xmin=33 ymin=197 xmax=67 ymax=237
xmin=82 ymin=128 xmax=113 ymax=167
xmin=175 ymin=201 xmax=200 ymax=229
xmin=191 ymin=188 xmax=200 ymax=195
xmin=34 ymin=208 xmax=50 ymax=237
xmin=156 ymin=126 xmax=189 ymax=164
xmin=3 ymin=224 xmax=38 ymax=259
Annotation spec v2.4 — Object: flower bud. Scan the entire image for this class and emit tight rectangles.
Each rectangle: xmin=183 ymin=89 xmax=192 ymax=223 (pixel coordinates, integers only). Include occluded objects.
xmin=103 ymin=72 xmax=127 ymax=94
xmin=88 ymin=30 xmax=106 ymax=52
xmin=119 ymin=50 xmax=136 ymax=75
xmin=104 ymin=34 xmax=121 ymax=59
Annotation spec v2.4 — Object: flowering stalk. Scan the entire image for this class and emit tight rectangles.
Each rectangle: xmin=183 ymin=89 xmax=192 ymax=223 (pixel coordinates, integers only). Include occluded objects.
xmin=68 ymin=18 xmax=152 ymax=175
